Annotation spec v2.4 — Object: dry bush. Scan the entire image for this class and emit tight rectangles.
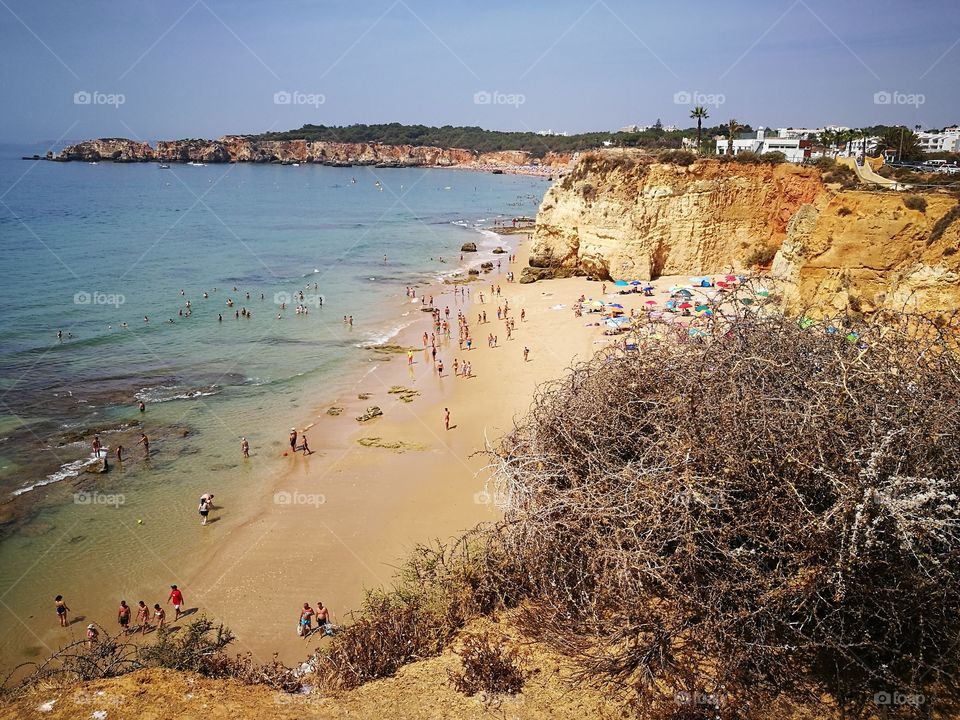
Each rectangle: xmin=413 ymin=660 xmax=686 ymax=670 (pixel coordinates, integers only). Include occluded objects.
xmin=138 ymin=616 xmax=235 ymax=674
xmin=448 ymin=630 xmax=527 ymax=696
xmin=744 ymin=244 xmax=778 ymax=267
xmin=310 ymin=536 xmax=526 ymax=691
xmin=2 ymin=628 xmax=141 ymax=694
xmin=928 ymin=202 xmax=960 ymax=245
xmin=903 ymin=195 xmax=928 ymax=212
xmin=487 ymin=295 xmax=960 ymax=718
xmin=658 ymin=150 xmax=697 ymax=166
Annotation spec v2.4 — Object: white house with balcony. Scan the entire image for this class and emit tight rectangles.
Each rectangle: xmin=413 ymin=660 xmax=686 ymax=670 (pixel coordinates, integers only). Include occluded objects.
xmin=918 ymin=127 xmax=960 ymax=153
xmin=714 ymin=127 xmax=809 ymax=163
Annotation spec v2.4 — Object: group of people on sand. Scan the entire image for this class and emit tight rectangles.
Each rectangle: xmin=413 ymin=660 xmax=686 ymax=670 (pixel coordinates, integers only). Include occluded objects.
xmin=297 ymin=600 xmax=334 ymax=638
xmin=288 ymin=428 xmax=312 ymax=456
xmin=56 ymin=585 xmax=188 ymax=645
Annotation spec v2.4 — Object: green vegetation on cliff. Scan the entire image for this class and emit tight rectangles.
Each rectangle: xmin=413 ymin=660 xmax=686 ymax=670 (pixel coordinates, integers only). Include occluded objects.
xmin=252 ymin=123 xmax=691 ymax=156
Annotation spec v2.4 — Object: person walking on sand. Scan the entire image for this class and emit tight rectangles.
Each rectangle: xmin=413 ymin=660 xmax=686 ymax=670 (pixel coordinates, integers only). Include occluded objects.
xmin=241 ymin=437 xmax=249 ymax=458
xmin=153 ymin=603 xmax=166 ymax=629
xmin=118 ymin=600 xmax=131 ymax=634
xmin=524 ymin=346 xmax=530 ymax=362
xmin=437 ymin=359 xmax=444 ymax=376
xmin=444 ymin=408 xmax=450 ymax=431
xmin=198 ymin=495 xmax=211 ymax=525
xmin=300 ymin=435 xmax=311 ymax=455
xmin=55 ymin=595 xmax=70 ymax=627
xmin=116 ymin=445 xmax=123 ymax=463
xmin=289 ymin=428 xmax=297 ymax=453
xmin=136 ymin=600 xmax=150 ymax=635
xmin=407 ymin=350 xmax=414 ymax=366
xmin=168 ymin=585 xmax=184 ymax=620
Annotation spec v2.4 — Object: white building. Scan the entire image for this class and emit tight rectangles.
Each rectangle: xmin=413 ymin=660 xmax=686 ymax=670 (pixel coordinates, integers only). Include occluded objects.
xmin=715 ymin=127 xmax=810 ymax=163
xmin=917 ymin=127 xmax=960 ymax=153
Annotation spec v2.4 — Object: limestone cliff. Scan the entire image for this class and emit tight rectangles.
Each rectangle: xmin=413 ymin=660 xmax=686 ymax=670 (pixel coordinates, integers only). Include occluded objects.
xmin=51 ymin=137 xmax=571 ymax=171
xmin=529 ymin=151 xmax=960 ymax=315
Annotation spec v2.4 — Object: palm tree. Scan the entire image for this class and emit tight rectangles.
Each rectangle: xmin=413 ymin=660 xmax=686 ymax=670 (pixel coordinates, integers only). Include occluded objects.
xmin=726 ymin=118 xmax=741 ymax=156
xmin=817 ymin=129 xmax=836 ymax=157
xmin=690 ymin=106 xmax=709 ymax=154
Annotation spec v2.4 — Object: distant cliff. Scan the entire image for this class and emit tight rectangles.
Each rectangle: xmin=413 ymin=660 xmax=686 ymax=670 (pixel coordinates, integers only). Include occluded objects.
xmin=47 ymin=137 xmax=571 ymax=172
xmin=528 ymin=151 xmax=960 ymax=316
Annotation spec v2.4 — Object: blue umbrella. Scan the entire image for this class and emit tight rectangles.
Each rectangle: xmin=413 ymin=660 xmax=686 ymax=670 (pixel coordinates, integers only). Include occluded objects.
xmin=630 ymin=280 xmax=642 ymax=285
xmin=614 ymin=280 xmax=629 ymax=286
xmin=609 ymin=303 xmax=624 ymax=308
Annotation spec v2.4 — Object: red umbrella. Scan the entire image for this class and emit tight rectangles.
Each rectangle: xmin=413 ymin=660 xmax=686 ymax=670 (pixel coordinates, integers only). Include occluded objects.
xmin=725 ymin=275 xmax=737 ymax=281
xmin=645 ymin=300 xmax=657 ymax=305
xmin=717 ymin=281 xmax=729 ymax=288
xmin=679 ymin=302 xmax=692 ymax=309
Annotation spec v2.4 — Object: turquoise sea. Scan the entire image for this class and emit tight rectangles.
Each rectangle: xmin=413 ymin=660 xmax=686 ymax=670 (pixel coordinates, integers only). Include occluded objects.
xmin=0 ymin=144 xmax=545 ymax=665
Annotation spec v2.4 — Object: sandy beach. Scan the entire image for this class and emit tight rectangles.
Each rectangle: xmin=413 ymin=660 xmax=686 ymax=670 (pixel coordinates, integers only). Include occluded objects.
xmin=15 ymin=231 xmax=714 ymax=670
xmin=141 ymin=232 xmax=729 ymax=666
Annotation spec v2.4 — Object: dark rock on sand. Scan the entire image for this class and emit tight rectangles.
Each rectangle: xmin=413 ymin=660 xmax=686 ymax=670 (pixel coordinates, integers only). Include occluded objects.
xmin=461 ymin=242 xmax=477 ymax=252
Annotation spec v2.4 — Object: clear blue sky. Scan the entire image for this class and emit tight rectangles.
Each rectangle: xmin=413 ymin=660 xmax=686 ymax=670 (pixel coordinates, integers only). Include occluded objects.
xmin=1 ymin=0 xmax=957 ymax=144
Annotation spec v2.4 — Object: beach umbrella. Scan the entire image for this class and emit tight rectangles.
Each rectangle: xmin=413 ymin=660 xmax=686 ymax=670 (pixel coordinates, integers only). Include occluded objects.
xmin=630 ymin=280 xmax=642 ymax=285
xmin=695 ymin=304 xmax=709 ymax=312
xmin=609 ymin=303 xmax=624 ymax=308
xmin=678 ymin=289 xmax=693 ymax=297
xmin=740 ymin=298 xmax=754 ymax=305
xmin=757 ymin=290 xmax=770 ymax=297
xmin=645 ymin=300 xmax=657 ymax=305
xmin=688 ymin=328 xmax=706 ymax=337
xmin=717 ymin=281 xmax=729 ymax=288
xmin=725 ymin=275 xmax=737 ymax=281
xmin=614 ymin=280 xmax=629 ymax=286
xmin=679 ymin=302 xmax=692 ymax=309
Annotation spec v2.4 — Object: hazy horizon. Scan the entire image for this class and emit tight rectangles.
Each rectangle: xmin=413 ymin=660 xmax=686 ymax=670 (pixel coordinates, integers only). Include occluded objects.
xmin=1 ymin=0 xmax=958 ymax=146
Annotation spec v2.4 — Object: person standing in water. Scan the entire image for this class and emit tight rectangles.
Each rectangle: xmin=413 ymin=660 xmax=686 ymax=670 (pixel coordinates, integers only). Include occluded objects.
xmin=118 ymin=600 xmax=131 ymax=634
xmin=116 ymin=445 xmax=123 ymax=463
xmin=300 ymin=435 xmax=311 ymax=456
xmin=289 ymin=428 xmax=297 ymax=453
xmin=92 ymin=435 xmax=102 ymax=458
xmin=138 ymin=401 xmax=145 ymax=413
xmin=136 ymin=601 xmax=150 ymax=635
xmin=137 ymin=433 xmax=149 ymax=457
xmin=55 ymin=595 xmax=70 ymax=627
xmin=198 ymin=495 xmax=211 ymax=525
xmin=241 ymin=437 xmax=249 ymax=458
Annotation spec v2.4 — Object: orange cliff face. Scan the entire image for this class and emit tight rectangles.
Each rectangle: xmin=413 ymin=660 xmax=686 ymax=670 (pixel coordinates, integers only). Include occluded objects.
xmin=52 ymin=137 xmax=573 ymax=171
xmin=528 ymin=151 xmax=960 ymax=316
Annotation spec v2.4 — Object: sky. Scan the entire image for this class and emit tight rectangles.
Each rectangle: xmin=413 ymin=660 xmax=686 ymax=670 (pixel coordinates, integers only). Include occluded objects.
xmin=0 ymin=0 xmax=958 ymax=145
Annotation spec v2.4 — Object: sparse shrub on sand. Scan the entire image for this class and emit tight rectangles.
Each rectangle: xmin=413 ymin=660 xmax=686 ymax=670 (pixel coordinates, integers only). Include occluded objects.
xmin=448 ymin=631 xmax=527 ymax=697
xmin=903 ymin=195 xmax=928 ymax=212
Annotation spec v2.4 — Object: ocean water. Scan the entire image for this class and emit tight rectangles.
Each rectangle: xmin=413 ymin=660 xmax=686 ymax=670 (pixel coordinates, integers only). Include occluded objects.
xmin=0 ymin=144 xmax=546 ymax=664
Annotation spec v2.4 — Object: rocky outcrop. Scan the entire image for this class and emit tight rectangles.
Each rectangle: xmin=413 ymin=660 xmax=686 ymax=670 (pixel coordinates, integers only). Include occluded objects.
xmin=55 ymin=138 xmax=154 ymax=162
xmin=530 ymin=151 xmax=960 ymax=315
xmin=772 ymin=191 xmax=960 ymax=315
xmin=530 ymin=153 xmax=823 ymax=280
xmin=51 ymin=137 xmax=573 ymax=172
